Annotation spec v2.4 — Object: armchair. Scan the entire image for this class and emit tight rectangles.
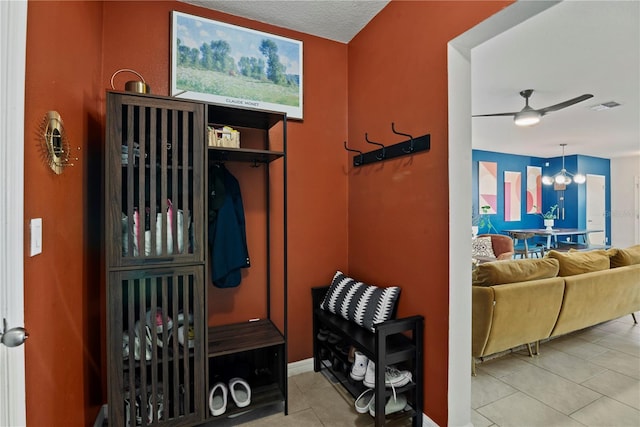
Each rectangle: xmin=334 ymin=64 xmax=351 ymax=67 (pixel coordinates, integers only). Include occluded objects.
xmin=476 ymin=234 xmax=515 ymax=261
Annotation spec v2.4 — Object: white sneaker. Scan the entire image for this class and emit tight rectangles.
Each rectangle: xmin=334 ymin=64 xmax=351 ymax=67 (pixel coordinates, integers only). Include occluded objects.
xmin=363 ymin=362 xmax=412 ymax=389
xmin=363 ymin=360 xmax=376 ymax=388
xmin=385 ymin=367 xmax=412 ymax=388
xmin=350 ymin=351 xmax=368 ymax=381
xmin=369 ymin=393 xmax=407 ymax=417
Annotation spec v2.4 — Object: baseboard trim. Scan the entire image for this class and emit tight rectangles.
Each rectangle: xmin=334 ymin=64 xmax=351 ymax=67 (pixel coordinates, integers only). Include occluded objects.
xmin=423 ymin=412 xmax=440 ymax=427
xmin=93 ymin=404 xmax=107 ymax=427
xmin=287 ymin=357 xmax=314 ymax=377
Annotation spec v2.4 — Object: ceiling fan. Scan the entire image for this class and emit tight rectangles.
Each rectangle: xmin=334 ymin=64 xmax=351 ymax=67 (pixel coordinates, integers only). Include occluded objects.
xmin=473 ymin=89 xmax=593 ymax=126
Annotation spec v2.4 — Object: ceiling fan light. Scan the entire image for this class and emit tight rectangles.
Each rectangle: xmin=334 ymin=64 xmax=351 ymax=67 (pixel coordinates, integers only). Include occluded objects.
xmin=514 ymin=110 xmax=541 ymax=126
xmin=573 ymin=173 xmax=586 ymax=184
xmin=542 ymin=175 xmax=554 ymax=185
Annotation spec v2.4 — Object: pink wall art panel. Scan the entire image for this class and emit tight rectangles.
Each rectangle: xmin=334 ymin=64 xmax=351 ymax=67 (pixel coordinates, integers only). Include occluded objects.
xmin=478 ymin=161 xmax=497 ymax=214
xmin=504 ymin=171 xmax=521 ymax=221
xmin=527 ymin=166 xmax=542 ymax=214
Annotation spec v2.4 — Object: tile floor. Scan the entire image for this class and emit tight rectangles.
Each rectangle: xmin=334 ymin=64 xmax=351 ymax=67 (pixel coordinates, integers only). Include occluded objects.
xmin=206 ymin=313 xmax=639 ymax=427
xmin=472 ymin=313 xmax=640 ymax=427
xmin=203 ymin=368 xmax=406 ymax=427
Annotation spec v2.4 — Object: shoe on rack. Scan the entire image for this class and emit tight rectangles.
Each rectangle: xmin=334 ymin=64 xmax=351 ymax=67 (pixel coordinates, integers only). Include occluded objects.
xmin=147 ymin=384 xmax=164 ymax=423
xmin=178 ymin=325 xmax=195 ymax=348
xmin=134 ymin=321 xmax=153 ymax=361
xmin=354 ymin=388 xmax=375 ymax=414
xmin=209 ymin=382 xmax=228 ymax=416
xmin=369 ymin=393 xmax=407 ymax=417
xmin=327 ymin=333 xmax=341 ymax=345
xmin=176 ymin=311 xmax=193 ymax=327
xmin=348 ymin=346 xmax=356 ymax=363
xmin=363 ymin=360 xmax=376 ymax=388
xmin=350 ymin=351 xmax=368 ymax=381
xmin=363 ymin=362 xmax=412 ymax=389
xmin=385 ymin=366 xmax=412 ymax=388
xmin=146 ymin=309 xmax=173 ymax=347
xmin=317 ymin=328 xmax=329 ymax=341
xmin=124 ymin=393 xmax=141 ymax=426
xmin=229 ymin=377 xmax=251 ymax=408
xmin=122 ymin=331 xmax=130 ymax=360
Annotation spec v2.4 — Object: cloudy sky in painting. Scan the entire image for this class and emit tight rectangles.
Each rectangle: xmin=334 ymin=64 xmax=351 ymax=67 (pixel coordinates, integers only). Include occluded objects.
xmin=175 ymin=12 xmax=301 ymax=75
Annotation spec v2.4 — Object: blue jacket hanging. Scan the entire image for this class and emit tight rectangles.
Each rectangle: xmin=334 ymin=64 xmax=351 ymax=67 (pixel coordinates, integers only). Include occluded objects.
xmin=208 ymin=164 xmax=250 ymax=288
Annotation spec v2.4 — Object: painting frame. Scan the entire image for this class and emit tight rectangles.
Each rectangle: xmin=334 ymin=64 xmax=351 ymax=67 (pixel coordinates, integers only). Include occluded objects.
xmin=171 ymin=11 xmax=303 ymax=120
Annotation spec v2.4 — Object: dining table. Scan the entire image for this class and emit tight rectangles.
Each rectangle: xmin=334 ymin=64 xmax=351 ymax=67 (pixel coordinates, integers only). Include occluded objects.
xmin=502 ymin=228 xmax=605 ymax=250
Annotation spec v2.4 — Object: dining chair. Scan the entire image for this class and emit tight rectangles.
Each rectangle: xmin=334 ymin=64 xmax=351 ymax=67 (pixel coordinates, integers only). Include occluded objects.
xmin=511 ymin=232 xmax=545 ymax=258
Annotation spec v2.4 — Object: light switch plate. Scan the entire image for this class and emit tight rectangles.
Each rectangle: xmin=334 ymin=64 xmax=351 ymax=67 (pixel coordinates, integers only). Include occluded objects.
xmin=30 ymin=218 xmax=42 ymax=256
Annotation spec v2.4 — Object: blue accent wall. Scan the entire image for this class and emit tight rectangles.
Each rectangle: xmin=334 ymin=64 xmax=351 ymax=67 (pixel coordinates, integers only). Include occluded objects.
xmin=472 ymin=150 xmax=611 ymax=243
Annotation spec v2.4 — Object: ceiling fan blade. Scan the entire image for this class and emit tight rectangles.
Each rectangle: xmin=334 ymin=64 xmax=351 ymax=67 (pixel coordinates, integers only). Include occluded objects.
xmin=538 ymin=94 xmax=594 ymax=115
xmin=472 ymin=112 xmax=518 ymax=117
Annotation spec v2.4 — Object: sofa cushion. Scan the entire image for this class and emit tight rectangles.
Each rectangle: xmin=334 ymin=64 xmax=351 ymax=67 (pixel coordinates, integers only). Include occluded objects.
xmin=609 ymin=244 xmax=640 ymax=268
xmin=472 ymin=236 xmax=496 ymax=258
xmin=320 ymin=271 xmax=400 ymax=332
xmin=472 ymin=258 xmax=559 ymax=287
xmin=546 ymin=249 xmax=610 ymax=276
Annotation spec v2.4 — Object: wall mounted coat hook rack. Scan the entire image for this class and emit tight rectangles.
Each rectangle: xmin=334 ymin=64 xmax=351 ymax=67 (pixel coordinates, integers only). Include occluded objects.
xmin=391 ymin=122 xmax=414 ymax=153
xmin=346 ymin=124 xmax=430 ymax=167
xmin=343 ymin=141 xmax=364 ymax=166
xmin=365 ymin=133 xmax=386 ymax=160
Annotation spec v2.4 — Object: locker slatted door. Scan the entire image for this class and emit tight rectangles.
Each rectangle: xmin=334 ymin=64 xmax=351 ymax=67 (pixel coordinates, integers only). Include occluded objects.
xmin=107 ymin=94 xmax=204 ymax=267
xmin=111 ymin=267 xmax=204 ymax=426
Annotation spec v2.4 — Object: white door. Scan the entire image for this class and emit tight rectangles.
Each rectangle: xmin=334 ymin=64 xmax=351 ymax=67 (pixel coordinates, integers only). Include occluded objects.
xmin=0 ymin=1 xmax=27 ymax=425
xmin=635 ymin=176 xmax=640 ymax=244
xmin=586 ymin=174 xmax=606 ymax=245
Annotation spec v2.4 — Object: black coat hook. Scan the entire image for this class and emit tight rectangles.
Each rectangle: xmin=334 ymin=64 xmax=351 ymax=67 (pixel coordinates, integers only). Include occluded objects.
xmin=343 ymin=141 xmax=363 ymax=166
xmin=365 ymin=133 xmax=386 ymax=160
xmin=391 ymin=122 xmax=414 ymax=153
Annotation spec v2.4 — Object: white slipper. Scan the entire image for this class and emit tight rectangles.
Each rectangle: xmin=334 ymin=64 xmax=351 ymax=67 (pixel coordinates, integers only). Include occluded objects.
xmin=229 ymin=377 xmax=251 ymax=408
xmin=209 ymin=382 xmax=228 ymax=416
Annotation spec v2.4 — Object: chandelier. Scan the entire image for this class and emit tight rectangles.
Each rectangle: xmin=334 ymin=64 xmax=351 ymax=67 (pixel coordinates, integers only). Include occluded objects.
xmin=542 ymin=144 xmax=586 ymax=186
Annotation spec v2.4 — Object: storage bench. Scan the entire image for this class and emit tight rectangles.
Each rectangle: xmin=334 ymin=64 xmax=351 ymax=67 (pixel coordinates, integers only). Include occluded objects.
xmin=311 ymin=285 xmax=424 ymax=426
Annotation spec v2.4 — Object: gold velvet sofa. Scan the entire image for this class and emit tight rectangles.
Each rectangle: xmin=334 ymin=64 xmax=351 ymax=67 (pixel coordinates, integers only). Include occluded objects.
xmin=472 ymin=245 xmax=640 ymax=373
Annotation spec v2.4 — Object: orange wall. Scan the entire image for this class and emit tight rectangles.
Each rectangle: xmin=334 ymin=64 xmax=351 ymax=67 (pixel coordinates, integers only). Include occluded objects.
xmin=100 ymin=0 xmax=349 ymax=361
xmin=24 ymin=1 xmax=105 ymax=425
xmin=24 ymin=0 xmax=348 ymax=424
xmin=23 ymin=0 xmax=511 ymax=425
xmin=347 ymin=1 xmax=511 ymax=425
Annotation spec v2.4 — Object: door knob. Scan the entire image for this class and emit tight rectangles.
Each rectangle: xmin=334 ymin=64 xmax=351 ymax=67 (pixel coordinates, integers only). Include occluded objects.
xmin=0 ymin=318 xmax=28 ymax=347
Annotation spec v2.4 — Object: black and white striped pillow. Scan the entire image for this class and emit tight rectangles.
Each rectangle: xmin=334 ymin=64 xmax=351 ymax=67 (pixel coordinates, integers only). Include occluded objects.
xmin=320 ymin=271 xmax=401 ymax=332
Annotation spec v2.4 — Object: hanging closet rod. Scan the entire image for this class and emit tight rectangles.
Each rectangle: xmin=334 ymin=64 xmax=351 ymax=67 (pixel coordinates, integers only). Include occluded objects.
xmin=344 ymin=123 xmax=430 ymax=167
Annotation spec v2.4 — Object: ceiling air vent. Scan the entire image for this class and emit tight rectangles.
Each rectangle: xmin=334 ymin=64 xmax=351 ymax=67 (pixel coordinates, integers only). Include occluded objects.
xmin=589 ymin=101 xmax=621 ymax=111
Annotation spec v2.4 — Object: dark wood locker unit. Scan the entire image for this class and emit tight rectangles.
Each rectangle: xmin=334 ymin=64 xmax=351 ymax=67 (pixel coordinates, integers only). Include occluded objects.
xmin=106 ymin=92 xmax=206 ymax=427
xmin=105 ymin=91 xmax=287 ymax=426
xmin=204 ymin=103 xmax=288 ymax=423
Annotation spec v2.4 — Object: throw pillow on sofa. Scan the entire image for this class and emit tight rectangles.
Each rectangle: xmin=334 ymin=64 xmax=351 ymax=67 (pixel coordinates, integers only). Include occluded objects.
xmin=546 ymin=249 xmax=610 ymax=276
xmin=320 ymin=271 xmax=400 ymax=332
xmin=472 ymin=258 xmax=559 ymax=287
xmin=608 ymin=244 xmax=640 ymax=268
xmin=471 ymin=236 xmax=496 ymax=258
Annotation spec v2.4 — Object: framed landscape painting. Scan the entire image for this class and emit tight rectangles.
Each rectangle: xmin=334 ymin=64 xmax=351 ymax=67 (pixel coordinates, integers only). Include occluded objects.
xmin=171 ymin=11 xmax=303 ymax=119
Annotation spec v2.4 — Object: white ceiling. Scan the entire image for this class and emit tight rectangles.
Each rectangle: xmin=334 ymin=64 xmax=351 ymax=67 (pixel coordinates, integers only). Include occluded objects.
xmin=471 ymin=0 xmax=640 ymax=159
xmin=181 ymin=0 xmax=390 ymax=43
xmin=180 ymin=0 xmax=639 ymax=160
